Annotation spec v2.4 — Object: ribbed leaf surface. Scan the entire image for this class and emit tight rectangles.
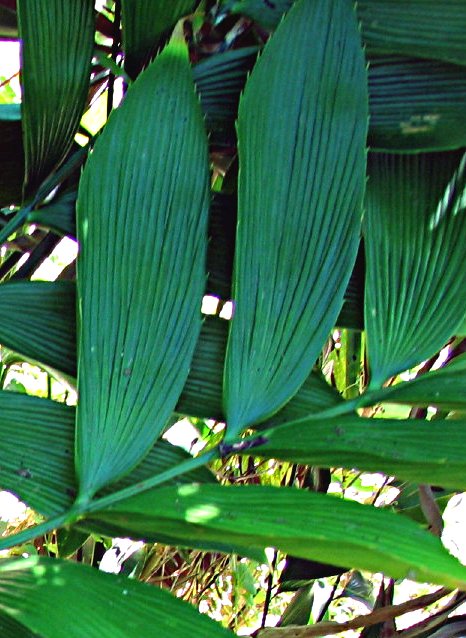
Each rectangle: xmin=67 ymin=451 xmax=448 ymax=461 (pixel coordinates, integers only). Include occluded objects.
xmin=76 ymin=44 xmax=210 ymax=499
xmin=0 ymin=281 xmax=76 ymax=376
xmin=0 ymin=557 xmax=232 ymax=638
xmin=224 ymin=0 xmax=368 ymax=435
xmin=358 ymin=0 xmax=466 ymax=67
xmin=122 ymin=0 xmax=199 ymax=79
xmin=359 ymin=354 xmax=466 ymax=411
xmin=254 ymin=415 xmax=466 ymax=489
xmin=369 ymin=56 xmax=466 ymax=152
xmin=0 ymin=611 xmax=40 ymax=638
xmin=0 ymin=391 xmax=75 ymax=516
xmin=87 ymin=484 xmax=466 ymax=590
xmin=364 ymin=151 xmax=466 ymax=387
xmin=17 ymin=0 xmax=94 ymax=193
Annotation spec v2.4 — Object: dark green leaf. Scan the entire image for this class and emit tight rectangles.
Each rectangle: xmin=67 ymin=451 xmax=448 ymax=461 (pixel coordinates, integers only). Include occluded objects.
xmin=224 ymin=0 xmax=368 ymax=435
xmin=18 ymin=0 xmax=94 ymax=193
xmin=0 ymin=557 xmax=232 ymax=638
xmin=27 ymin=190 xmax=77 ymax=238
xmin=121 ymin=0 xmax=199 ymax=79
xmin=252 ymin=415 xmax=466 ymax=490
xmin=222 ymin=0 xmax=293 ymax=30
xmin=0 ymin=281 xmax=76 ymax=377
xmin=87 ymin=484 xmax=466 ymax=589
xmin=364 ymin=151 xmax=466 ymax=388
xmin=369 ymin=56 xmax=466 ymax=152
xmin=0 ymin=611 xmax=41 ymax=638
xmin=76 ymin=43 xmax=210 ymax=499
xmin=0 ymin=104 xmax=24 ymax=207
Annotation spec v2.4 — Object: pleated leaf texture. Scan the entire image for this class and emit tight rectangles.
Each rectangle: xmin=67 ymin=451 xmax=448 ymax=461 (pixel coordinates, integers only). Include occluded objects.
xmin=358 ymin=0 xmax=466 ymax=67
xmin=121 ymin=0 xmax=199 ymax=79
xmin=87 ymin=484 xmax=466 ymax=590
xmin=0 ymin=557 xmax=232 ymax=638
xmin=364 ymin=151 xmax=466 ymax=388
xmin=17 ymin=0 xmax=94 ymax=194
xmin=223 ymin=0 xmax=368 ymax=436
xmin=76 ymin=43 xmax=210 ymax=500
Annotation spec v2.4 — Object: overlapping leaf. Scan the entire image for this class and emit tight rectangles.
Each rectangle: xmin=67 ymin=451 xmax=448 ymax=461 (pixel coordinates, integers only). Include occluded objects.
xmin=85 ymin=484 xmax=466 ymax=590
xmin=121 ymin=0 xmax=199 ymax=79
xmin=364 ymin=151 xmax=466 ymax=388
xmin=17 ymin=0 xmax=94 ymax=193
xmin=223 ymin=0 xmax=368 ymax=435
xmin=251 ymin=415 xmax=466 ymax=489
xmin=369 ymin=56 xmax=466 ymax=152
xmin=0 ymin=557 xmax=232 ymax=638
xmin=0 ymin=281 xmax=76 ymax=376
xmin=76 ymin=43 xmax=210 ymax=499
xmin=358 ymin=0 xmax=466 ymax=67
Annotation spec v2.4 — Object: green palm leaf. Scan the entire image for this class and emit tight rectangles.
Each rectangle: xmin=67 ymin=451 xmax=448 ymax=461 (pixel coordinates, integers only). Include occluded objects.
xmin=121 ymin=0 xmax=199 ymax=79
xmin=86 ymin=484 xmax=466 ymax=590
xmin=0 ymin=612 xmax=40 ymax=638
xmin=252 ymin=415 xmax=466 ymax=489
xmin=0 ymin=557 xmax=232 ymax=638
xmin=17 ymin=0 xmax=94 ymax=194
xmin=0 ymin=281 xmax=76 ymax=377
xmin=364 ymin=151 xmax=466 ymax=388
xmin=359 ymin=0 xmax=466 ymax=67
xmin=369 ymin=56 xmax=466 ymax=152
xmin=223 ymin=0 xmax=368 ymax=436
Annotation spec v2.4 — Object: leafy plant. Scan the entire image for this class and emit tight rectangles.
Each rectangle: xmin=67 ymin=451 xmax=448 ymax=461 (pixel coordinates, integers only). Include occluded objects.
xmin=0 ymin=0 xmax=466 ymax=636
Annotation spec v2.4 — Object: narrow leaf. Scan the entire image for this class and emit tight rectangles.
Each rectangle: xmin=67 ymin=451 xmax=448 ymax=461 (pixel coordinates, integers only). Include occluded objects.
xmin=76 ymin=44 xmax=210 ymax=499
xmin=364 ymin=151 xmax=466 ymax=388
xmin=17 ymin=0 xmax=94 ymax=193
xmin=224 ymin=0 xmax=368 ymax=435
xmin=121 ymin=0 xmax=199 ymax=79
xmin=0 ymin=557 xmax=232 ymax=638
xmin=252 ymin=415 xmax=466 ymax=490
xmin=87 ymin=484 xmax=466 ymax=590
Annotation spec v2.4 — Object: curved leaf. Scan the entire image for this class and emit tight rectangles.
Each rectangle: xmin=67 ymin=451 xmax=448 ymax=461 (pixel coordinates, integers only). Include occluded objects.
xmin=76 ymin=43 xmax=210 ymax=499
xmin=17 ymin=0 xmax=94 ymax=193
xmin=223 ymin=0 xmax=368 ymax=435
xmin=364 ymin=151 xmax=466 ymax=388
xmin=0 ymin=281 xmax=76 ymax=377
xmin=0 ymin=557 xmax=232 ymax=638
xmin=252 ymin=415 xmax=466 ymax=490
xmin=358 ymin=0 xmax=466 ymax=67
xmin=86 ymin=484 xmax=466 ymax=590
xmin=122 ymin=0 xmax=199 ymax=79
xmin=369 ymin=56 xmax=466 ymax=152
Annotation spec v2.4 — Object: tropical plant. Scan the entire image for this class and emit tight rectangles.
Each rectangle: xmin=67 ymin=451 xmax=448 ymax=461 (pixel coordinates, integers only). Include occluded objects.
xmin=0 ymin=0 xmax=466 ymax=636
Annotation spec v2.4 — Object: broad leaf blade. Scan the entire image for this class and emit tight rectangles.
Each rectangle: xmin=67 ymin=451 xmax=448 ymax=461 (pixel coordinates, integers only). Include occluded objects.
xmin=0 ymin=611 xmax=40 ymax=638
xmin=87 ymin=484 xmax=466 ymax=590
xmin=76 ymin=44 xmax=210 ymax=498
xmin=17 ymin=0 xmax=94 ymax=193
xmin=224 ymin=0 xmax=368 ymax=435
xmin=121 ymin=0 xmax=199 ymax=79
xmin=0 ymin=281 xmax=76 ymax=377
xmin=364 ymin=151 xmax=466 ymax=388
xmin=369 ymin=56 xmax=466 ymax=152
xmin=358 ymin=0 xmax=466 ymax=67
xmin=0 ymin=557 xmax=232 ymax=638
xmin=252 ymin=415 xmax=466 ymax=490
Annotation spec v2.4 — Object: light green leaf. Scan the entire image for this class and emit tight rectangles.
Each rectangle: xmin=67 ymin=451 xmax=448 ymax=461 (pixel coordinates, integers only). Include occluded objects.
xmin=86 ymin=484 xmax=466 ymax=590
xmin=364 ymin=151 xmax=466 ymax=388
xmin=0 ymin=281 xmax=76 ymax=377
xmin=17 ymin=0 xmax=94 ymax=193
xmin=121 ymin=0 xmax=199 ymax=79
xmin=359 ymin=353 xmax=466 ymax=411
xmin=369 ymin=56 xmax=466 ymax=152
xmin=358 ymin=0 xmax=466 ymax=67
xmin=223 ymin=0 xmax=368 ymax=436
xmin=76 ymin=44 xmax=210 ymax=500
xmin=0 ymin=557 xmax=232 ymax=638
xmin=252 ymin=415 xmax=466 ymax=490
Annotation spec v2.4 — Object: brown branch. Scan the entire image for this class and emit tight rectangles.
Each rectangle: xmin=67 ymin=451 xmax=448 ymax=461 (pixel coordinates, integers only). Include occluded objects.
xmin=255 ymin=588 xmax=451 ymax=638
